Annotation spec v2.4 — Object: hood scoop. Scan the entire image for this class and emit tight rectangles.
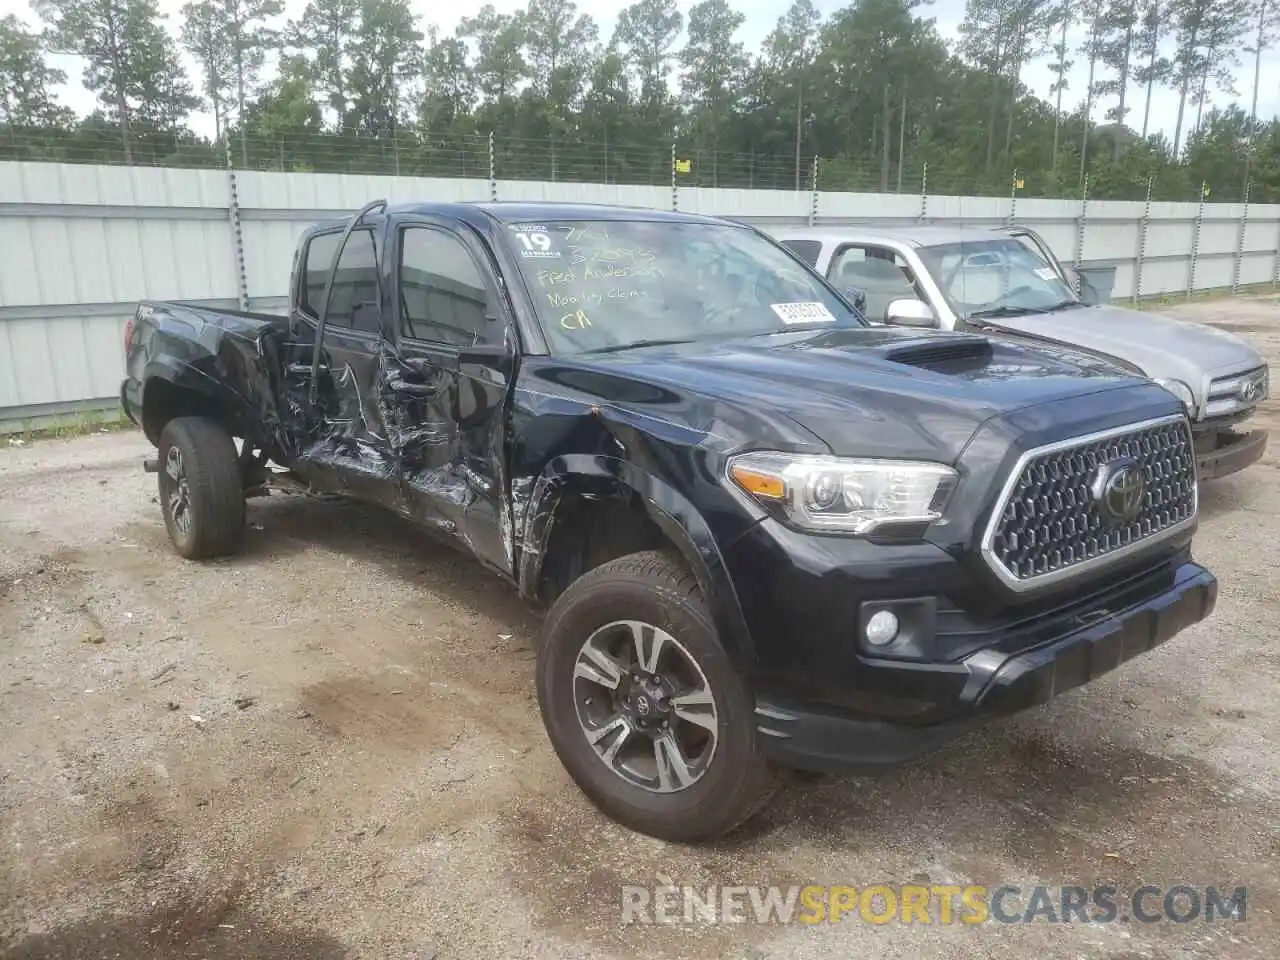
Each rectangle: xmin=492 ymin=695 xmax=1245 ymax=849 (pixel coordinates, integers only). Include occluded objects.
xmin=882 ymin=335 xmax=994 ymax=370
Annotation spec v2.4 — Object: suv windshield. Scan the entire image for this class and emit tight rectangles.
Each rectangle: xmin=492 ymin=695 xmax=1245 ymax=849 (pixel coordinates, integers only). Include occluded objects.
xmin=916 ymin=237 xmax=1082 ymax=321
xmin=503 ymin=219 xmax=865 ymax=354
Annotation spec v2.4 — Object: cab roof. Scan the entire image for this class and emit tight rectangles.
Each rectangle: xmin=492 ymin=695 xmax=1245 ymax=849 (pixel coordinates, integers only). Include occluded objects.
xmin=306 ymin=200 xmax=738 ymax=235
xmin=773 ymin=223 xmax=1014 ymax=248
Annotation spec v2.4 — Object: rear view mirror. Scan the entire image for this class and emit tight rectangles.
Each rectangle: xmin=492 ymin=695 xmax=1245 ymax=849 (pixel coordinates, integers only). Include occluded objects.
xmin=885 ymin=298 xmax=937 ymax=329
xmin=841 ymin=285 xmax=868 ymax=315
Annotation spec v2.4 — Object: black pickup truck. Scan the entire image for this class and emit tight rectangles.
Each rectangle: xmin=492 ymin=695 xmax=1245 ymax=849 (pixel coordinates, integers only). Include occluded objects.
xmin=122 ymin=200 xmax=1217 ymax=842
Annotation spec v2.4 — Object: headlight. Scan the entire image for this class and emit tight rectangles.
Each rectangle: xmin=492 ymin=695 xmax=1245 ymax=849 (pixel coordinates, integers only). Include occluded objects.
xmin=726 ymin=452 xmax=958 ymax=535
xmin=1155 ymin=378 xmax=1195 ymax=413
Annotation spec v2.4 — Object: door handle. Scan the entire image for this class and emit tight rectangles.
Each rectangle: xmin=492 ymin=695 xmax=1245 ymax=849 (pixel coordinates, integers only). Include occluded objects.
xmin=387 ymin=376 xmax=440 ymax=398
xmin=287 ymin=361 xmax=328 ymax=377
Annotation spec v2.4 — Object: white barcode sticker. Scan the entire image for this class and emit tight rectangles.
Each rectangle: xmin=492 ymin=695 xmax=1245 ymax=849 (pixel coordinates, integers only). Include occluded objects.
xmin=771 ymin=301 xmax=837 ymax=325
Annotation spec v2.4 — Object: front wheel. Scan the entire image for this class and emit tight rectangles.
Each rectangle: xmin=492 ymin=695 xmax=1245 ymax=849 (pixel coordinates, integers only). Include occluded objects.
xmin=157 ymin=416 xmax=246 ymax=559
xmin=536 ymin=550 xmax=774 ymax=842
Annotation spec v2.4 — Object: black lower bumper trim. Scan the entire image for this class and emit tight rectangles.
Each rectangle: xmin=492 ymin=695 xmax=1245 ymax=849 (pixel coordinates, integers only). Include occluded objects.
xmin=1197 ymin=428 xmax=1267 ymax=480
xmin=756 ymin=561 xmax=1217 ymax=774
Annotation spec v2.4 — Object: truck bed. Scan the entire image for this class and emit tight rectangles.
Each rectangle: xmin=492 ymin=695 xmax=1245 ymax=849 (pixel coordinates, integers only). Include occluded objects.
xmin=123 ymin=300 xmax=306 ymax=454
xmin=132 ymin=300 xmax=291 ymax=346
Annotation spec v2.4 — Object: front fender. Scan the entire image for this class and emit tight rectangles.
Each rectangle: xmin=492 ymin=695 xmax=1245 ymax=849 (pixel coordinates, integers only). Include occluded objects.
xmin=515 ymin=454 xmax=756 ymax=666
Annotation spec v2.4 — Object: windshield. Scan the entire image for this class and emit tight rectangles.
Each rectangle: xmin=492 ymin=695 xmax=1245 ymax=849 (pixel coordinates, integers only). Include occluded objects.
xmin=502 ymin=219 xmax=865 ymax=354
xmin=916 ymin=237 xmax=1081 ymax=321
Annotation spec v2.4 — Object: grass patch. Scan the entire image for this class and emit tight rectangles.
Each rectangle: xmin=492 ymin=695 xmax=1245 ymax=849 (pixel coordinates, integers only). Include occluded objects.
xmin=1132 ymin=282 xmax=1280 ymax=311
xmin=3 ymin=409 xmax=138 ymax=447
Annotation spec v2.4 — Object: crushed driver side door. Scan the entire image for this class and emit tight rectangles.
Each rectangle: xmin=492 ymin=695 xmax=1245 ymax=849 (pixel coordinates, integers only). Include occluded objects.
xmin=377 ymin=215 xmax=516 ymax=575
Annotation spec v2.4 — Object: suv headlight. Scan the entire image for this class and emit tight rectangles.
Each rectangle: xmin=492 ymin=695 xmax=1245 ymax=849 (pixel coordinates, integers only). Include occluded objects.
xmin=1155 ymin=378 xmax=1195 ymax=413
xmin=726 ymin=452 xmax=958 ymax=535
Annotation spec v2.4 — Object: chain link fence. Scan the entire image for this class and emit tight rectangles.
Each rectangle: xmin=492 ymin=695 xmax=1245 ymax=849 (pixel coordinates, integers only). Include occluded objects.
xmin=4 ymin=127 xmax=1273 ymax=208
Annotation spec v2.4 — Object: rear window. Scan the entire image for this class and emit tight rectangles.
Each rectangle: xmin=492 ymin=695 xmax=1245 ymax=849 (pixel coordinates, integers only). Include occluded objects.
xmin=301 ymin=232 xmax=341 ymax=317
xmin=301 ymin=230 xmax=379 ymax=332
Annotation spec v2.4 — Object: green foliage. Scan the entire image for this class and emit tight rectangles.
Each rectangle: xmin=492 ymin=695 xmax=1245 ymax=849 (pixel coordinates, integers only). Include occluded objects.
xmin=2 ymin=0 xmax=1278 ymax=202
xmin=32 ymin=0 xmax=197 ymax=161
xmin=0 ymin=13 xmax=73 ymax=128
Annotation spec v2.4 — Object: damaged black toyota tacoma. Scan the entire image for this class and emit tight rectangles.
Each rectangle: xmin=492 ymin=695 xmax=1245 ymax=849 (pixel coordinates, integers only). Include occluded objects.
xmin=122 ymin=200 xmax=1217 ymax=842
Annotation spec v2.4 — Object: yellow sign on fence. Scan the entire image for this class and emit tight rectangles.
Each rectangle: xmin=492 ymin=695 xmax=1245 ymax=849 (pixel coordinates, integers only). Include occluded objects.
xmin=674 ymin=159 xmax=692 ymax=174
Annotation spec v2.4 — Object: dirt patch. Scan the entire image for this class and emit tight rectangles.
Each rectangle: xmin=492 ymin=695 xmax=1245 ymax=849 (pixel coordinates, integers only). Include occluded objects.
xmin=2 ymin=897 xmax=347 ymax=960
xmin=3 ymin=298 xmax=1280 ymax=959
xmin=299 ymin=673 xmax=466 ymax=754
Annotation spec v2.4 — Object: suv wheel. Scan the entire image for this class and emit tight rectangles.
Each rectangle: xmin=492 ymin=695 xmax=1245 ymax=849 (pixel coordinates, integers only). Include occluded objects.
xmin=536 ymin=550 xmax=774 ymax=842
xmin=157 ymin=416 xmax=246 ymax=559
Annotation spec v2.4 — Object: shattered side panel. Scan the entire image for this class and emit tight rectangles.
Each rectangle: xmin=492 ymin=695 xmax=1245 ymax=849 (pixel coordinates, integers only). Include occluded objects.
xmin=290 ymin=326 xmax=406 ymax=511
xmin=385 ymin=334 xmax=514 ymax=574
xmin=377 ymin=342 xmax=462 ymax=533
xmin=506 ymin=355 xmax=791 ymax=661
xmin=131 ymin=301 xmax=307 ymax=460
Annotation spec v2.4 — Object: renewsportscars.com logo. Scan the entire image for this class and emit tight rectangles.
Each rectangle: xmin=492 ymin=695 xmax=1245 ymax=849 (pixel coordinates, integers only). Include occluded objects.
xmin=620 ymin=884 xmax=1248 ymax=926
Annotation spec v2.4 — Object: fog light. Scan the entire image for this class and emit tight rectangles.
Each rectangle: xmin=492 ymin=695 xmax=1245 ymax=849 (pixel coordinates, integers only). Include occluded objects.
xmin=864 ymin=610 xmax=900 ymax=646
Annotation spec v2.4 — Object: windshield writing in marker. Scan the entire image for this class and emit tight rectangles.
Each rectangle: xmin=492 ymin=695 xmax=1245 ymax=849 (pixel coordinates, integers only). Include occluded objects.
xmin=506 ymin=218 xmax=864 ymax=352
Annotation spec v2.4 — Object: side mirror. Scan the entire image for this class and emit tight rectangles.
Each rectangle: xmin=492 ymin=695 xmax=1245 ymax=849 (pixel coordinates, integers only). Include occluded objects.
xmin=885 ymin=298 xmax=937 ymax=329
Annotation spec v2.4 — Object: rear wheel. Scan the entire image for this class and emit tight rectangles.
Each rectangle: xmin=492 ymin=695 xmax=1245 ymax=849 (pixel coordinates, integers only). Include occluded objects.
xmin=157 ymin=416 xmax=246 ymax=559
xmin=536 ymin=550 xmax=775 ymax=842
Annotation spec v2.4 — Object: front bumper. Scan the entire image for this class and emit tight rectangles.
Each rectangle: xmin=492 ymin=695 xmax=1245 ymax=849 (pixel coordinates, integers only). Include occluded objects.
xmin=1195 ymin=426 xmax=1267 ymax=480
xmin=754 ymin=560 xmax=1217 ymax=774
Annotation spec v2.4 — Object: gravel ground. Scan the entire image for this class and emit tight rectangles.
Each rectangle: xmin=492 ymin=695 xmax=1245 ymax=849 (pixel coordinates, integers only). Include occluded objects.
xmin=2 ymin=295 xmax=1279 ymax=960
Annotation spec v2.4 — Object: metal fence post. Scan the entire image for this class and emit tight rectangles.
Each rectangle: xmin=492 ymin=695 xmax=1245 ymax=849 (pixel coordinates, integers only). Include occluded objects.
xmin=1274 ymin=214 xmax=1280 ymax=289
xmin=919 ymin=162 xmax=928 ymax=223
xmin=222 ymin=138 xmax=250 ymax=312
xmin=671 ymin=142 xmax=678 ymax=212
xmin=1232 ymin=180 xmax=1251 ymax=296
xmin=809 ymin=156 xmax=820 ymax=226
xmin=1187 ymin=180 xmax=1207 ymax=301
xmin=1007 ymin=168 xmax=1018 ymax=226
xmin=1072 ymin=174 xmax=1089 ymax=296
xmin=1133 ymin=175 xmax=1153 ymax=305
xmin=488 ymin=131 xmax=497 ymax=202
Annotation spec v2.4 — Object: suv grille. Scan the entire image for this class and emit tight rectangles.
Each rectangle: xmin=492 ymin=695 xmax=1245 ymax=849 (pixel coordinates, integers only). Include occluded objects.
xmin=983 ymin=416 xmax=1197 ymax=590
xmin=1205 ymin=366 xmax=1268 ymax=421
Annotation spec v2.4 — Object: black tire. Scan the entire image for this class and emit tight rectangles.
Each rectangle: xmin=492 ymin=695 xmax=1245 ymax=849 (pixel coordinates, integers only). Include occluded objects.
xmin=156 ymin=416 xmax=246 ymax=560
xmin=536 ymin=550 xmax=775 ymax=842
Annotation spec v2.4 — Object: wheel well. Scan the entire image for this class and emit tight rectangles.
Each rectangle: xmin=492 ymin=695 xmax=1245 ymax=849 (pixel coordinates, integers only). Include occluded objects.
xmin=538 ymin=493 xmax=673 ymax=605
xmin=142 ymin=378 xmax=231 ymax=446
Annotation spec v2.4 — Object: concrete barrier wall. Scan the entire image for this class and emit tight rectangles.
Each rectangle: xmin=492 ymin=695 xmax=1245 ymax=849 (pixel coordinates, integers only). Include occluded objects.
xmin=3 ymin=161 xmax=1278 ymax=430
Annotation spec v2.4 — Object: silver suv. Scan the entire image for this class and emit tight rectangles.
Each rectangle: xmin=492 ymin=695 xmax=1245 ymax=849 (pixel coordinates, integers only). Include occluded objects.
xmin=774 ymin=223 xmax=1269 ymax=480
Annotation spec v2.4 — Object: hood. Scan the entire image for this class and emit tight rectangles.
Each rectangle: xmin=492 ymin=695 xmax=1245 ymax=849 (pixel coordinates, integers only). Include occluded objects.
xmin=535 ymin=327 xmax=1158 ymax=463
xmin=975 ymin=303 xmax=1265 ymax=396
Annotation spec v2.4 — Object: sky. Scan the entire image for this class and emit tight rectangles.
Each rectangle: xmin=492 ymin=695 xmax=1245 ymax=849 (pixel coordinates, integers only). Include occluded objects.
xmin=4 ymin=0 xmax=1278 ymax=148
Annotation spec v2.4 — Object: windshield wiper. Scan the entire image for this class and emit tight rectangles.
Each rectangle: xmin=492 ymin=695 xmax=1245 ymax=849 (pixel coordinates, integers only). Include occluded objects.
xmin=970 ymin=300 xmax=1083 ymax=321
xmin=967 ymin=304 xmax=1041 ymax=320
xmin=583 ymin=337 xmax=698 ymax=354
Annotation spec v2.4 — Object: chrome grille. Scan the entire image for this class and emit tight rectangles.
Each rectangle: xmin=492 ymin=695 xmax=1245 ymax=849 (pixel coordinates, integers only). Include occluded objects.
xmin=1205 ymin=366 xmax=1268 ymax=420
xmin=982 ymin=416 xmax=1197 ymax=590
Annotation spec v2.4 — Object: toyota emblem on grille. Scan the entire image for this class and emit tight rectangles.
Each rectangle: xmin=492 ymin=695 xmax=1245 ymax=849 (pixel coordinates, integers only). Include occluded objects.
xmin=1240 ymin=377 xmax=1264 ymax=403
xmin=1091 ymin=458 xmax=1146 ymax=524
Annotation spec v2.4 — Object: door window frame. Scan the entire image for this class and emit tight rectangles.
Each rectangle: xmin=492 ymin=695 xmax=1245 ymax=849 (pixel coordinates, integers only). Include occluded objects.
xmin=295 ymin=223 xmax=388 ymax=339
xmin=390 ymin=218 xmax=516 ymax=357
xmin=828 ymin=243 xmax=927 ymax=300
